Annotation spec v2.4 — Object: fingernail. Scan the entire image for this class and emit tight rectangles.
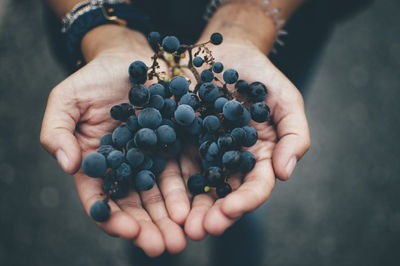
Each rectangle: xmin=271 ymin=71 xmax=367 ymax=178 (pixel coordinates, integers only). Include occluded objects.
xmin=55 ymin=149 xmax=69 ymax=170
xmin=285 ymin=156 xmax=297 ymax=178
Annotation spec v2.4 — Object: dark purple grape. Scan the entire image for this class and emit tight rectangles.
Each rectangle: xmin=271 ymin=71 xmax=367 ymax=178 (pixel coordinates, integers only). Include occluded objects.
xmin=174 ymin=104 xmax=195 ymax=126
xmin=235 ymin=80 xmax=249 ymax=94
xmin=212 ymin=62 xmax=224 ymax=73
xmin=126 ymin=115 xmax=139 ymax=132
xmin=156 ymin=125 xmax=176 ymax=144
xmin=216 ymin=183 xmax=232 ymax=198
xmin=223 ymin=69 xmax=239 ymax=84
xmin=214 ymin=97 xmax=228 ymax=113
xmin=193 ymin=56 xmax=203 ymax=67
xmin=206 ymin=166 xmax=224 ymax=187
xmin=188 ymin=174 xmax=207 ymax=195
xmin=210 ymin=32 xmax=223 ymax=45
xmin=135 ymin=170 xmax=156 ymax=191
xmin=97 ymin=145 xmax=114 ymax=157
xmin=162 ymin=36 xmax=180 ymax=53
xmin=129 ymin=84 xmax=150 ymax=107
xmin=203 ymin=115 xmax=220 ymax=132
xmin=222 ymin=150 xmax=241 ymax=169
xmin=198 ymin=82 xmax=220 ymax=103
xmin=149 ymin=83 xmax=167 ymax=98
xmin=180 ymin=93 xmax=200 ymax=109
xmin=100 ymin=134 xmax=113 ymax=146
xmin=106 ymin=150 xmax=124 ymax=169
xmin=250 ymin=102 xmax=270 ymax=123
xmin=249 ymin=82 xmax=267 ymax=102
xmin=242 ymin=125 xmax=258 ymax=147
xmin=240 ymin=151 xmax=256 ymax=173
xmin=134 ymin=128 xmax=158 ymax=149
xmin=138 ymin=107 xmax=162 ymax=129
xmin=112 ymin=125 xmax=132 ymax=148
xmin=201 ymin=69 xmax=214 ymax=82
xmin=170 ymin=76 xmax=189 ymax=96
xmin=90 ymin=200 xmax=110 ymax=222
xmin=126 ymin=147 xmax=145 ymax=167
xmin=161 ymin=98 xmax=177 ymax=118
xmin=223 ymin=100 xmax=244 ymax=121
xmin=82 ymin=152 xmax=107 ymax=178
xmin=129 ymin=60 xmax=148 ymax=84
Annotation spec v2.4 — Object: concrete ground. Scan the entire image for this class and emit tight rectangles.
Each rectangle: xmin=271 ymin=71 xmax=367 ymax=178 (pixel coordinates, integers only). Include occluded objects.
xmin=0 ymin=0 xmax=399 ymax=265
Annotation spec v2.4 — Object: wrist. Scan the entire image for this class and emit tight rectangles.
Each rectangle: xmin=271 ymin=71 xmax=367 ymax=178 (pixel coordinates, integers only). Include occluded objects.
xmin=81 ymin=24 xmax=152 ymax=62
xmin=200 ymin=2 xmax=277 ymax=54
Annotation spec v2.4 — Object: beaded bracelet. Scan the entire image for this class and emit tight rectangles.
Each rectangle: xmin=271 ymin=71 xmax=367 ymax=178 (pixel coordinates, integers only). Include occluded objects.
xmin=203 ymin=0 xmax=288 ymax=53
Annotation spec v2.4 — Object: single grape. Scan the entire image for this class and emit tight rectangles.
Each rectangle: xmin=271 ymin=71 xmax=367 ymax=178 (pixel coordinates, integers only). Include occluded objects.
xmin=214 ymin=97 xmax=228 ymax=113
xmin=240 ymin=151 xmax=256 ymax=173
xmin=126 ymin=147 xmax=145 ymax=167
xmin=161 ymin=98 xmax=177 ymax=118
xmin=100 ymin=134 xmax=113 ymax=146
xmin=236 ymin=107 xmax=251 ymax=127
xmin=119 ymin=103 xmax=135 ymax=122
xmin=186 ymin=116 xmax=203 ymax=135
xmin=217 ymin=134 xmax=236 ymax=152
xmin=90 ymin=200 xmax=111 ymax=222
xmin=129 ymin=60 xmax=148 ymax=84
xmin=212 ymin=62 xmax=224 ymax=73
xmin=102 ymin=171 xmax=129 ymax=199
xmin=193 ymin=56 xmax=203 ymax=67
xmin=210 ymin=32 xmax=223 ymax=45
xmin=82 ymin=152 xmax=107 ymax=178
xmin=112 ymin=125 xmax=132 ymax=148
xmin=198 ymin=82 xmax=220 ymax=103
xmin=174 ymin=104 xmax=195 ymax=126
xmin=180 ymin=93 xmax=200 ymax=109
xmin=249 ymin=82 xmax=267 ymax=102
xmin=115 ymin=162 xmax=132 ymax=178
xmin=156 ymin=125 xmax=176 ymax=144
xmin=148 ymin=31 xmax=161 ymax=45
xmin=235 ymin=80 xmax=249 ymax=94
xmin=223 ymin=100 xmax=244 ymax=121
xmin=223 ymin=69 xmax=239 ymax=84
xmin=216 ymin=183 xmax=232 ymax=198
xmin=188 ymin=174 xmax=207 ymax=195
xmin=110 ymin=105 xmax=123 ymax=121
xmin=203 ymin=115 xmax=220 ymax=132
xmin=222 ymin=150 xmax=241 ymax=169
xmin=97 ymin=145 xmax=114 ymax=157
xmin=126 ymin=115 xmax=139 ymax=132
xmin=134 ymin=128 xmax=158 ymax=149
xmin=170 ymin=76 xmax=189 ymax=96
xmin=147 ymin=95 xmax=165 ymax=110
xmin=242 ymin=125 xmax=258 ymax=147
xmin=106 ymin=150 xmax=124 ymax=169
xmin=138 ymin=107 xmax=162 ymax=129
xmin=138 ymin=155 xmax=153 ymax=171
xmin=162 ymin=36 xmax=180 ymax=53
xmin=201 ymin=69 xmax=214 ymax=82
xmin=149 ymin=83 xmax=167 ymax=98
xmin=231 ymin=127 xmax=246 ymax=146
xmin=129 ymin=84 xmax=150 ymax=107
xmin=250 ymin=102 xmax=270 ymax=123
xmin=135 ymin=170 xmax=156 ymax=191
xmin=199 ymin=140 xmax=212 ymax=159
xmin=204 ymin=142 xmax=220 ymax=162
xmin=205 ymin=166 xmax=224 ymax=187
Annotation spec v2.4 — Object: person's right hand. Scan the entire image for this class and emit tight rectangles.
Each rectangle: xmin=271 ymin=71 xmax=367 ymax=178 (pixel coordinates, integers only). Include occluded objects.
xmin=40 ymin=25 xmax=189 ymax=257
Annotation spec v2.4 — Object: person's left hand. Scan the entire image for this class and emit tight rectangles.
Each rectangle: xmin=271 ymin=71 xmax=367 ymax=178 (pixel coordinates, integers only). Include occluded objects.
xmin=181 ymin=39 xmax=311 ymax=240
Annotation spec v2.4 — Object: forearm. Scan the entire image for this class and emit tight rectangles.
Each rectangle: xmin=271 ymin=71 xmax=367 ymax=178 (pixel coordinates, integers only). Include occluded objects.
xmin=46 ymin=0 xmax=131 ymax=18
xmin=200 ymin=0 xmax=305 ymax=53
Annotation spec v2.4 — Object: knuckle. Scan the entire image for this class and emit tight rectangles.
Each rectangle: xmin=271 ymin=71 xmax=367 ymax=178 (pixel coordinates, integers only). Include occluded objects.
xmin=117 ymin=198 xmax=142 ymax=210
xmin=142 ymin=193 xmax=163 ymax=206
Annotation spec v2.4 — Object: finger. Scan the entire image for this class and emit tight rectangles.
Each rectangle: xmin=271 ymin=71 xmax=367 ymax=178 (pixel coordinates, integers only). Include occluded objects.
xmin=116 ymin=191 xmax=166 ymax=257
xmin=158 ymin=159 xmax=190 ymax=225
xmin=74 ymin=172 xmax=140 ymax=239
xmin=268 ymin=77 xmax=311 ymax=180
xmin=40 ymin=87 xmax=81 ymax=174
xmin=203 ymin=198 xmax=240 ymax=236
xmin=184 ymin=194 xmax=214 ymax=241
xmin=221 ymin=158 xmax=275 ymax=219
xmin=140 ymin=185 xmax=187 ymax=254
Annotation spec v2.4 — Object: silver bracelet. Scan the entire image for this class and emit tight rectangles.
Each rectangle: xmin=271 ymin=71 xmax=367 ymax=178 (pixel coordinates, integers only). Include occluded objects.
xmin=61 ymin=0 xmax=126 ymax=33
xmin=203 ymin=0 xmax=288 ymax=53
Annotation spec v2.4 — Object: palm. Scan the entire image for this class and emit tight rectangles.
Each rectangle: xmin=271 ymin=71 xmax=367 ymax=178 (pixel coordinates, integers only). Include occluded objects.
xmin=183 ymin=41 xmax=306 ymax=238
xmin=48 ymin=52 xmax=189 ymax=256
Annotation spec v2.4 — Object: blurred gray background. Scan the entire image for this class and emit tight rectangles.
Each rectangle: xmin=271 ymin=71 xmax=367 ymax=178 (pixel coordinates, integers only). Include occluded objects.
xmin=0 ymin=0 xmax=399 ymax=265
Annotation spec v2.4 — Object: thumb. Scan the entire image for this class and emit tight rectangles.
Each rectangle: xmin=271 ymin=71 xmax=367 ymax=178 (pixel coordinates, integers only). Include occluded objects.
xmin=40 ymin=88 xmax=82 ymax=174
xmin=269 ymin=79 xmax=311 ymax=181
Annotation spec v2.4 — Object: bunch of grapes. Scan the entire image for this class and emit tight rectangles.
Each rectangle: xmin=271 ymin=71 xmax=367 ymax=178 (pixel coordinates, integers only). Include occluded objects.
xmin=82 ymin=32 xmax=271 ymax=222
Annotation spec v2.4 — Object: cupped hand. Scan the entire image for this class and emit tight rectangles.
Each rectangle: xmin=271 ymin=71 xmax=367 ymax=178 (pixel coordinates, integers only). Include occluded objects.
xmin=183 ymin=39 xmax=310 ymax=239
xmin=40 ymin=26 xmax=189 ymax=256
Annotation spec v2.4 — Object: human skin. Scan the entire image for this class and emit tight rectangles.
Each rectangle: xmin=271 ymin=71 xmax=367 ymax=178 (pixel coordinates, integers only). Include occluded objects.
xmin=41 ymin=0 xmax=309 ymax=256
